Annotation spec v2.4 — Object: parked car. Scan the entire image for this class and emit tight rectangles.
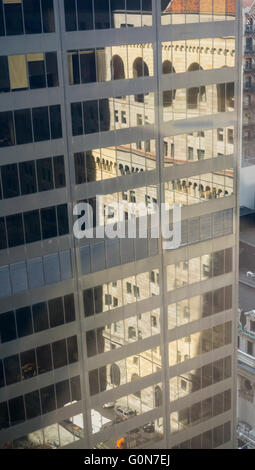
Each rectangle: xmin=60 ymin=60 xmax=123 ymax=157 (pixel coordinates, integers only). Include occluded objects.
xmin=247 ymin=271 xmax=255 ymax=278
xmin=115 ymin=406 xmax=136 ymax=419
xmin=143 ymin=422 xmax=155 ymax=433
xmin=102 ymin=402 xmax=115 ymax=409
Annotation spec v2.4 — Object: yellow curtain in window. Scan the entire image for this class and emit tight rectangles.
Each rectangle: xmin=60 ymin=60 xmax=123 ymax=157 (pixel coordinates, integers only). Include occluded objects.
xmin=8 ymin=55 xmax=28 ymax=90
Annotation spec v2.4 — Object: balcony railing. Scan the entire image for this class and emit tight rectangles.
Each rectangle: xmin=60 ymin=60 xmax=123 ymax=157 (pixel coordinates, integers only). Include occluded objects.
xmin=238 ymin=349 xmax=255 ymax=369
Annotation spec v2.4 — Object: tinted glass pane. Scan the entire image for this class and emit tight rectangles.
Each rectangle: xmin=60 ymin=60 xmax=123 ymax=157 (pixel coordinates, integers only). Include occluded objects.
xmin=6 ymin=213 xmax=24 ymax=247
xmin=23 ymin=210 xmax=41 ymax=243
xmin=71 ymin=375 xmax=81 ymax=401
xmin=83 ymin=100 xmax=99 ymax=134
xmin=50 ymin=105 xmax=62 ymax=139
xmin=1 ymin=164 xmax=19 ymax=198
xmin=36 ymin=344 xmax=52 ymax=374
xmin=36 ymin=157 xmax=54 ymax=191
xmin=41 ymin=0 xmax=55 ymax=32
xmin=64 ymin=294 xmax=75 ymax=323
xmin=52 ymin=339 xmax=67 ymax=368
xmin=0 ymin=111 xmax=15 ymax=147
xmin=56 ymin=379 xmax=70 ymax=408
xmin=53 ymin=155 xmax=66 ymax=188
xmin=14 ymin=108 xmax=33 ymax=144
xmin=48 ymin=297 xmax=64 ymax=328
xmin=19 ymin=160 xmax=37 ymax=195
xmin=80 ymin=50 xmax=96 ymax=83
xmin=28 ymin=55 xmax=46 ymax=89
xmin=4 ymin=3 xmax=23 ymax=35
xmin=0 ymin=56 xmax=10 ymax=92
xmin=0 ymin=402 xmax=9 ymax=429
xmin=25 ymin=390 xmax=41 ymax=419
xmin=32 ymin=107 xmax=50 ymax=142
xmin=77 ymin=0 xmax=93 ymax=30
xmin=94 ymin=0 xmax=110 ymax=29
xmin=67 ymin=336 xmax=78 ymax=363
xmin=40 ymin=385 xmax=56 ymax=414
xmin=64 ymin=0 xmax=77 ymax=31
xmin=4 ymin=354 xmax=21 ymax=385
xmin=0 ymin=360 xmax=5 ymax=388
xmin=45 ymin=52 xmax=59 ymax=87
xmin=23 ymin=0 xmax=42 ymax=34
xmin=9 ymin=396 xmax=25 ymax=426
xmin=41 ymin=206 xmax=57 ymax=239
xmin=57 ymin=204 xmax=69 ymax=235
xmin=71 ymin=102 xmax=83 ymax=136
xmin=20 ymin=349 xmax=37 ymax=379
xmin=0 ymin=311 xmax=16 ymax=343
xmin=16 ymin=306 xmax=33 ymax=337
xmin=32 ymin=302 xmax=49 ymax=332
xmin=0 ymin=218 xmax=7 ymax=250
xmin=0 ymin=1 xmax=4 ymax=36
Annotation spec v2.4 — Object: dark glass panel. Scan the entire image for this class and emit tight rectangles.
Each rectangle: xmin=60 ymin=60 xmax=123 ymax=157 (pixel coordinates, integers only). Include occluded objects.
xmin=36 ymin=344 xmax=52 ymax=374
xmin=52 ymin=339 xmax=68 ymax=369
xmin=48 ymin=297 xmax=64 ymax=328
xmin=57 ymin=204 xmax=69 ymax=236
xmin=14 ymin=108 xmax=33 ymax=144
xmin=64 ymin=294 xmax=75 ymax=323
xmin=49 ymin=105 xmax=62 ymax=139
xmin=40 ymin=385 xmax=56 ymax=414
xmin=8 ymin=396 xmax=25 ymax=426
xmin=32 ymin=302 xmax=49 ymax=332
xmin=20 ymin=349 xmax=37 ymax=380
xmin=6 ymin=213 xmax=24 ymax=247
xmin=0 ymin=311 xmax=16 ymax=343
xmin=99 ymin=99 xmax=110 ymax=132
xmin=74 ymin=152 xmax=86 ymax=184
xmin=0 ymin=360 xmax=5 ymax=388
xmin=0 ymin=217 xmax=7 ymax=250
xmin=28 ymin=56 xmax=46 ymax=89
xmin=41 ymin=0 xmax=55 ymax=32
xmin=23 ymin=210 xmax=41 ymax=243
xmin=19 ymin=160 xmax=37 ymax=195
xmin=1 ymin=164 xmax=19 ymax=198
xmin=0 ymin=402 xmax=9 ymax=429
xmin=36 ymin=157 xmax=54 ymax=191
xmin=4 ymin=354 xmax=21 ymax=385
xmin=71 ymin=102 xmax=83 ymax=136
xmin=70 ymin=375 xmax=81 ymax=401
xmin=64 ymin=0 xmax=77 ymax=31
xmin=25 ymin=390 xmax=41 ymax=419
xmin=77 ymin=0 xmax=93 ymax=30
xmin=83 ymin=288 xmax=94 ymax=317
xmin=80 ymin=50 xmax=96 ymax=83
xmin=45 ymin=52 xmax=58 ymax=87
xmin=94 ymin=0 xmax=110 ymax=30
xmin=16 ymin=306 xmax=33 ymax=338
xmin=4 ymin=2 xmax=23 ymax=35
xmin=69 ymin=51 xmax=80 ymax=84
xmin=56 ymin=379 xmax=70 ymax=408
xmin=83 ymin=100 xmax=99 ymax=134
xmin=0 ymin=0 xmax=4 ymax=36
xmin=67 ymin=335 xmax=78 ymax=363
xmin=53 ymin=155 xmax=66 ymax=188
xmin=41 ymin=206 xmax=57 ymax=239
xmin=0 ymin=56 xmax=10 ymax=92
xmin=0 ymin=111 xmax=15 ymax=147
xmin=23 ymin=0 xmax=42 ymax=34
xmin=32 ymin=106 xmax=50 ymax=142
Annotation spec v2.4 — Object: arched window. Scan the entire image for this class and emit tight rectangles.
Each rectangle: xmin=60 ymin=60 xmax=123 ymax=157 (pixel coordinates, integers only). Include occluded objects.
xmin=133 ymin=57 xmax=149 ymax=102
xmin=162 ymin=60 xmax=176 ymax=107
xmin=110 ymin=363 xmax=121 ymax=386
xmin=111 ymin=55 xmax=125 ymax=80
xmin=187 ymin=63 xmax=206 ymax=109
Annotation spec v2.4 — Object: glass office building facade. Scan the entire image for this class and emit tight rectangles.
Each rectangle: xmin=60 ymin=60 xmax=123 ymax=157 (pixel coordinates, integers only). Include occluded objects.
xmin=0 ymin=0 xmax=239 ymax=449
